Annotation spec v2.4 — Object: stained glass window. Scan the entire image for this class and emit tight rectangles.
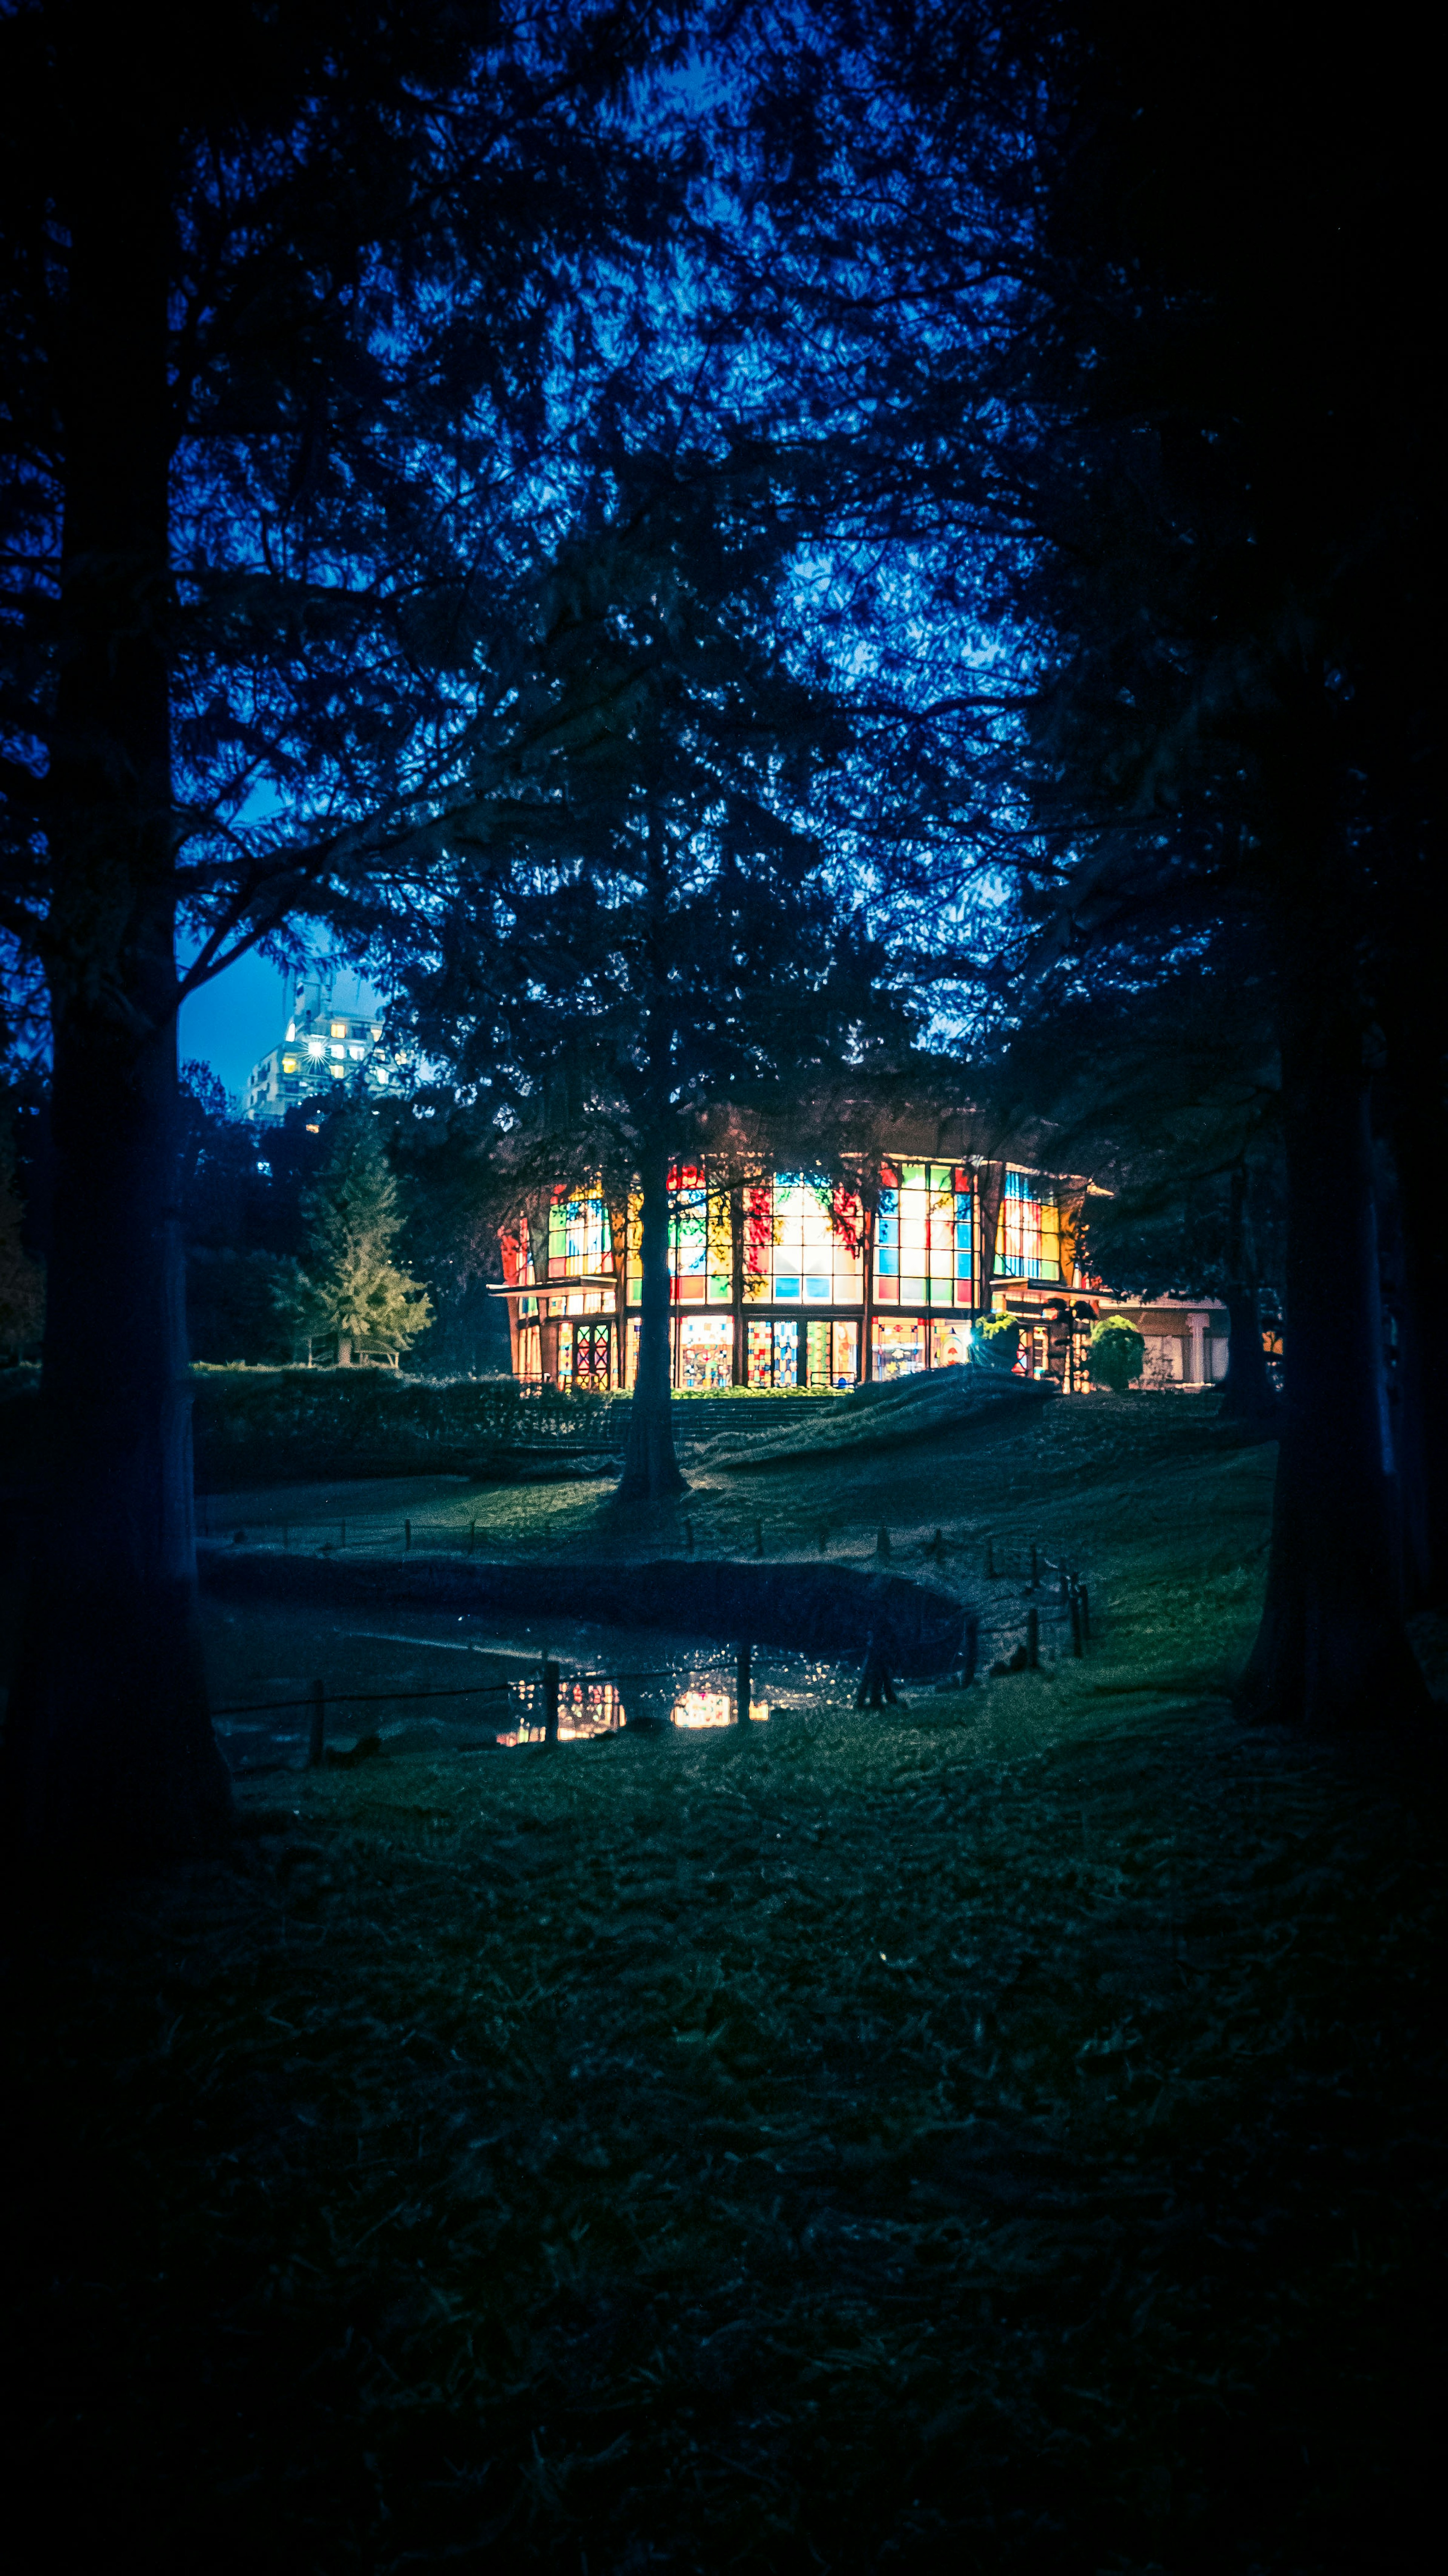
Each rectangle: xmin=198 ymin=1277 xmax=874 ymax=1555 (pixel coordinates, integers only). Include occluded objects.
xmin=670 ymin=1164 xmax=707 ymax=1302
xmin=874 ymin=1164 xmax=973 ymax=1306
xmin=547 ymin=1189 xmax=610 ymax=1280
xmin=997 ymin=1170 xmax=1060 ymax=1281
xmin=873 ymin=1315 xmax=926 ymax=1377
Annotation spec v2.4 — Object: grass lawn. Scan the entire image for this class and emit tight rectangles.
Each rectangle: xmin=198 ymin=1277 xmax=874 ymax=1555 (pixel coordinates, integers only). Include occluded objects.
xmin=6 ymin=1395 xmax=1445 ymax=2572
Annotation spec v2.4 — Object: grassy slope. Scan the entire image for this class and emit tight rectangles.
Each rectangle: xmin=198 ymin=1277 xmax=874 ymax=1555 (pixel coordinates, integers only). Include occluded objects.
xmin=7 ymin=1397 xmax=1446 ymax=2575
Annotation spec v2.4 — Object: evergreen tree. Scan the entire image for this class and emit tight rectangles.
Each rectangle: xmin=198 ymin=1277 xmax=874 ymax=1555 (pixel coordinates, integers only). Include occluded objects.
xmin=0 ymin=0 xmax=713 ymax=1858
xmin=799 ymin=1 xmax=1438 ymax=1724
xmin=400 ymin=465 xmax=917 ymax=1498
xmin=297 ymin=1109 xmax=431 ymax=1366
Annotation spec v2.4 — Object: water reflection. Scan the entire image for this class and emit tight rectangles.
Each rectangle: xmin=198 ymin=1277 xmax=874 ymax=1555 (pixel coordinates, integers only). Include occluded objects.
xmin=498 ymin=1673 xmax=770 ymax=1743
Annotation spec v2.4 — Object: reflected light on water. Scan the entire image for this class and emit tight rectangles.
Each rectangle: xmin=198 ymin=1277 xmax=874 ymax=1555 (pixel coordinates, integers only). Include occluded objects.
xmin=671 ymin=1688 xmax=769 ymax=1728
xmin=497 ymin=1675 xmax=770 ymax=1743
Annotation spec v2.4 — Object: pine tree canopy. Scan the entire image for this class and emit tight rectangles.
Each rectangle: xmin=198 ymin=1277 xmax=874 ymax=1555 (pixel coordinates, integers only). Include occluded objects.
xmin=299 ymin=1109 xmax=431 ymax=1363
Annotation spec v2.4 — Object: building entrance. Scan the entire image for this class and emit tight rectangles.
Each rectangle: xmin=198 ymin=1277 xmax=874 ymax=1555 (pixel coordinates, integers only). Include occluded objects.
xmin=566 ymin=1319 xmax=613 ymax=1390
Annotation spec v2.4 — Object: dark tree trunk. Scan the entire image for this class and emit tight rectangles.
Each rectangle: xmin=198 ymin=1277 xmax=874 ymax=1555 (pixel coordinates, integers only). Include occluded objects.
xmin=617 ymin=1138 xmax=684 ymax=1500
xmin=975 ymin=1160 xmax=1005 ymax=1323
xmin=2 ymin=74 xmax=233 ymax=1862
xmin=729 ymin=1179 xmax=746 ymax=1385
xmin=1219 ymin=1167 xmax=1278 ymax=1423
xmin=1237 ymin=780 xmax=1429 ymax=1732
xmin=1219 ymin=1286 xmax=1277 ymax=1422
xmin=859 ymin=1192 xmax=877 ymax=1379
xmin=1381 ymin=977 xmax=1448 ymax=1607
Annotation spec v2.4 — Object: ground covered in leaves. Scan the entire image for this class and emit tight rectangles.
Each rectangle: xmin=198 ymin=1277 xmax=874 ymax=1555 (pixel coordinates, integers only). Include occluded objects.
xmin=6 ymin=1397 xmax=1446 ymax=2573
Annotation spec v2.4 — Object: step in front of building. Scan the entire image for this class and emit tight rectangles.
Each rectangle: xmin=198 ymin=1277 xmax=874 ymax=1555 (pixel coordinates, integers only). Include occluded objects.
xmin=669 ymin=1395 xmax=842 ymax=1439
xmin=518 ymin=1392 xmax=845 ymax=1443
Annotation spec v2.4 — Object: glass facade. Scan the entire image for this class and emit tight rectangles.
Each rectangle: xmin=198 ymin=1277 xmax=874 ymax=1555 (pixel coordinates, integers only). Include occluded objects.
xmin=505 ymin=1157 xmax=1071 ymax=1388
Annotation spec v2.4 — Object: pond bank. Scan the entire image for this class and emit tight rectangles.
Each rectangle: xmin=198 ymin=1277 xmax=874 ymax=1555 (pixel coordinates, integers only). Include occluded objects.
xmin=199 ymin=1544 xmax=970 ymax=1675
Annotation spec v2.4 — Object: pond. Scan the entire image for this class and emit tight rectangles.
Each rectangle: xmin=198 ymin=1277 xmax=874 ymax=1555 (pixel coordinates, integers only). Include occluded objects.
xmin=202 ymin=1595 xmax=860 ymax=1773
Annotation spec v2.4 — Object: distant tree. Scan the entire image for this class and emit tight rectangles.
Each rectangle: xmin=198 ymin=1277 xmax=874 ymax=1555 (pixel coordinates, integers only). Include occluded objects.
xmin=401 ymin=467 xmax=917 ymax=1498
xmin=381 ymin=1102 xmax=516 ymax=1379
xmin=979 ymin=966 xmax=1284 ymax=1425
xmin=185 ymin=1248 xmax=304 ymax=1367
xmin=296 ymin=1109 xmax=432 ymax=1366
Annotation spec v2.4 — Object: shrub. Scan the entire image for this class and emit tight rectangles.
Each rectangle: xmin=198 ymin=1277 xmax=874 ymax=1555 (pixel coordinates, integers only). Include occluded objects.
xmin=1088 ymin=1316 xmax=1147 ymax=1391
xmin=971 ymin=1315 xmax=1020 ymax=1372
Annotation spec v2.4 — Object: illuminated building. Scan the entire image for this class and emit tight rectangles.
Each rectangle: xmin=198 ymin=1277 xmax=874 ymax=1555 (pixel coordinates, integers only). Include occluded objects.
xmin=242 ymin=970 xmax=414 ymax=1125
xmin=494 ymin=1143 xmax=1217 ymax=1390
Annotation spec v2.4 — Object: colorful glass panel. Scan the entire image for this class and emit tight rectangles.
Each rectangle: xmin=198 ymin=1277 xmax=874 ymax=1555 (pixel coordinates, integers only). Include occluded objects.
xmin=548 ymin=1188 xmax=609 ymax=1280
xmin=874 ymin=1164 xmax=974 ymax=1306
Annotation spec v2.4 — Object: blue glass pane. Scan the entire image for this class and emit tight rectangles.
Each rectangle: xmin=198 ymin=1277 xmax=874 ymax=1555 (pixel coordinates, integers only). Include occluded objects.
xmin=956 ymin=1253 xmax=972 ymax=1279
xmin=877 ymin=1249 xmax=899 ymax=1277
xmin=954 ymin=1222 xmax=972 ymax=1251
xmin=775 ymin=1274 xmax=801 ymax=1300
xmin=878 ymin=1190 xmax=898 ymax=1214
xmin=804 ymin=1274 xmax=830 ymax=1300
xmin=876 ymin=1215 xmax=898 ymax=1245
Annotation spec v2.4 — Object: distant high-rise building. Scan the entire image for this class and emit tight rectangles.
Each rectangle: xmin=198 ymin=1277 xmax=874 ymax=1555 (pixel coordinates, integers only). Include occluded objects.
xmin=242 ymin=970 xmax=413 ymax=1125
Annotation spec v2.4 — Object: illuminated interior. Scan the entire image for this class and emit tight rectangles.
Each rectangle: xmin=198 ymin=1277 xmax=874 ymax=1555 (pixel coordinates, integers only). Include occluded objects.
xmin=501 ymin=1153 xmax=1073 ymax=1389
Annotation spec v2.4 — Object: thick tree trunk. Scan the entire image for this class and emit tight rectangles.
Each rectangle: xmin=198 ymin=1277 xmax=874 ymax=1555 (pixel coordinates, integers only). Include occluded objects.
xmin=617 ymin=1139 xmax=684 ymax=1501
xmin=3 ymin=84 xmax=233 ymax=1860
xmin=1237 ymin=807 xmax=1429 ymax=1731
xmin=1219 ymin=1286 xmax=1277 ymax=1422
xmin=1219 ymin=1168 xmax=1278 ymax=1423
xmin=1381 ymin=979 xmax=1448 ymax=1607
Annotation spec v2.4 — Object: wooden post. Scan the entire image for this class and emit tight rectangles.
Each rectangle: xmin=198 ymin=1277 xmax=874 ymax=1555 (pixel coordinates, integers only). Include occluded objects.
xmin=1026 ymin=1606 xmax=1040 ymax=1670
xmin=753 ymin=1519 xmax=764 ymax=1559
xmin=468 ymin=1518 xmax=476 ymax=1554
xmin=856 ymin=1632 xmax=899 ymax=1709
xmin=1079 ymin=1584 xmax=1091 ymax=1641
xmin=307 ymin=1679 xmax=326 ymax=1769
xmin=876 ymin=1525 xmax=891 ymax=1560
xmin=542 ymin=1657 xmax=560 ymax=1748
xmin=1069 ymin=1589 xmax=1083 ymax=1657
xmin=736 ymin=1638 xmax=752 ymax=1724
xmin=818 ymin=1522 xmax=828 ymax=1555
xmin=684 ymin=1516 xmax=694 ymax=1554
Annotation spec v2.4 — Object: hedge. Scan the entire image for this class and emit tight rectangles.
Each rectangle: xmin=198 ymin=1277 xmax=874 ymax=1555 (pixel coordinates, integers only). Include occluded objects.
xmin=0 ymin=1366 xmax=623 ymax=1488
